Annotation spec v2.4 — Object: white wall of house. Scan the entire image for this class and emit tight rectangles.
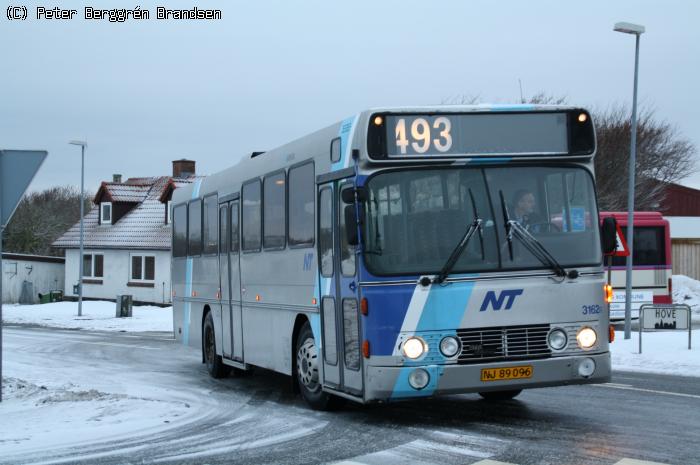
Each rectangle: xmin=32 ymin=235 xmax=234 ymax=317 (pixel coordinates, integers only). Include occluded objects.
xmin=2 ymin=256 xmax=65 ymax=304
xmin=64 ymin=249 xmax=172 ymax=305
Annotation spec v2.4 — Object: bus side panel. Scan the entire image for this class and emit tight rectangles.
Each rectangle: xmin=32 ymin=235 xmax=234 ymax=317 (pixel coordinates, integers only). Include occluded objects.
xmin=240 ymin=248 xmax=318 ymax=375
xmin=172 ymin=256 xmax=187 ymax=341
xmin=241 ymin=306 xmax=297 ymax=374
xmin=193 ymin=256 xmax=223 ymax=355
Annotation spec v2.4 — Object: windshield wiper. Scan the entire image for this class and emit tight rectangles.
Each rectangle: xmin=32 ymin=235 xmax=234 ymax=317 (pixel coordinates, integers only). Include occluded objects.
xmin=434 ymin=189 xmax=484 ymax=285
xmin=498 ymin=190 xmax=567 ymax=278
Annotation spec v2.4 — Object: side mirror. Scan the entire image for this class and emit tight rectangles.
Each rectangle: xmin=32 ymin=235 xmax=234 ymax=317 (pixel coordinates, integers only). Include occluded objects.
xmin=601 ymin=217 xmax=617 ymax=255
xmin=341 ymin=186 xmax=368 ymax=204
xmin=344 ymin=205 xmax=359 ymax=246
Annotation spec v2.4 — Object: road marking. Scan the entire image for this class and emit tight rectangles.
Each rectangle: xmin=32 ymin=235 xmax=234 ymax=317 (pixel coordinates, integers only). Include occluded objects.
xmin=329 ymin=437 xmax=494 ymax=465
xmin=594 ymin=383 xmax=700 ymax=400
xmin=336 ymin=460 xmax=667 ymax=465
xmin=471 ymin=461 xmax=517 ymax=465
xmin=5 ymin=332 xmax=160 ymax=350
xmin=4 ymin=326 xmax=173 ymax=341
xmin=613 ymin=459 xmax=670 ymax=465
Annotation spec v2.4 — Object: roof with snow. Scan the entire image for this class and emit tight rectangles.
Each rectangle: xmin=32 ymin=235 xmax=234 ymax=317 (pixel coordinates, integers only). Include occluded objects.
xmin=53 ymin=176 xmax=198 ymax=250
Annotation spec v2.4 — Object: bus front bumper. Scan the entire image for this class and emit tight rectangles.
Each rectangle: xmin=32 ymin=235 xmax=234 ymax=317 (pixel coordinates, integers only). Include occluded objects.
xmin=364 ymin=352 xmax=611 ymax=402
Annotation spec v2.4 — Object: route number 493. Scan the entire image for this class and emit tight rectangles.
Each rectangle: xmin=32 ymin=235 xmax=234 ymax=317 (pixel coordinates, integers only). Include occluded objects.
xmin=395 ymin=117 xmax=453 ymax=154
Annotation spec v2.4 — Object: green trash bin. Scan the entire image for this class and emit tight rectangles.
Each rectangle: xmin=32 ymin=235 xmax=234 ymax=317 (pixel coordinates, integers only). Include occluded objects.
xmin=39 ymin=293 xmax=51 ymax=304
xmin=50 ymin=290 xmax=63 ymax=302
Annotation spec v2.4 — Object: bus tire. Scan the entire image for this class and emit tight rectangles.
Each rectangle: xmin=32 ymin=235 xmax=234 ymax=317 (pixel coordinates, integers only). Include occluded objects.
xmin=478 ymin=389 xmax=522 ymax=401
xmin=295 ymin=322 xmax=342 ymax=410
xmin=203 ymin=311 xmax=230 ymax=379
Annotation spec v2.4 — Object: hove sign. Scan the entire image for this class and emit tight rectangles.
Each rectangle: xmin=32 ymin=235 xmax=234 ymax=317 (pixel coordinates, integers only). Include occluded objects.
xmin=639 ymin=303 xmax=692 ymax=353
xmin=0 ymin=149 xmax=48 ymax=402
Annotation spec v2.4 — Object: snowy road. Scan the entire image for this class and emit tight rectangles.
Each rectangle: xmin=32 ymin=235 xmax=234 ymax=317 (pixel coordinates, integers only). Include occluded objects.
xmin=2 ymin=326 xmax=700 ymax=465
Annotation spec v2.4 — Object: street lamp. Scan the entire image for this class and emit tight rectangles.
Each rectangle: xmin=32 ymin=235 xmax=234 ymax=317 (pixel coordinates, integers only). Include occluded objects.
xmin=614 ymin=22 xmax=645 ymax=340
xmin=69 ymin=140 xmax=87 ymax=317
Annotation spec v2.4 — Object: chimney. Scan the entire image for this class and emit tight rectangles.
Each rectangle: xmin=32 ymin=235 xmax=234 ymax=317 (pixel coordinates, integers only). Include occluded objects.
xmin=173 ymin=159 xmax=196 ymax=178
xmin=113 ymin=174 xmax=122 ymax=183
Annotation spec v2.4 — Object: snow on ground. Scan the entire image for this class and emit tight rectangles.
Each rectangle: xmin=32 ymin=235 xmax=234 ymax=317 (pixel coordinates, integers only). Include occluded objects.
xmin=1 ymin=376 xmax=193 ymax=458
xmin=610 ymin=275 xmax=700 ymax=376
xmin=2 ymin=300 xmax=172 ymax=332
xmin=673 ymin=274 xmax=700 ymax=316
xmin=611 ymin=329 xmax=699 ymax=376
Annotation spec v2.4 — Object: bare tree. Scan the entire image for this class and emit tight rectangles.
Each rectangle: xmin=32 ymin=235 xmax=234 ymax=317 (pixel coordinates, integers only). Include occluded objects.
xmin=2 ymin=186 xmax=92 ymax=256
xmin=595 ymin=105 xmax=697 ymax=210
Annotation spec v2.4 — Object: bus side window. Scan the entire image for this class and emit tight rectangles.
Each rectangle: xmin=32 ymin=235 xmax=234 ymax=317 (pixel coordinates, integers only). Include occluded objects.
xmin=173 ymin=204 xmax=188 ymax=257
xmin=339 ymin=185 xmax=356 ymax=277
xmin=319 ymin=187 xmax=333 ymax=277
xmin=219 ymin=205 xmax=228 ymax=254
xmin=330 ymin=137 xmax=341 ymax=163
xmin=188 ymin=199 xmax=202 ymax=256
xmin=202 ymin=194 xmax=218 ymax=255
xmin=264 ymin=171 xmax=286 ymax=250
xmin=230 ymin=203 xmax=239 ymax=253
xmin=242 ymin=180 xmax=262 ymax=252
xmin=288 ymin=162 xmax=315 ymax=247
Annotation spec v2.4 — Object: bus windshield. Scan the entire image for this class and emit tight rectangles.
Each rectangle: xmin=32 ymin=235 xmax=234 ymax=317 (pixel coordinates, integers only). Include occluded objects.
xmin=363 ymin=166 xmax=601 ymax=276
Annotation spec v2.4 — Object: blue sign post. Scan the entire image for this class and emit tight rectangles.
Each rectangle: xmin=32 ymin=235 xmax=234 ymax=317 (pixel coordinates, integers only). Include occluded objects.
xmin=0 ymin=149 xmax=47 ymax=402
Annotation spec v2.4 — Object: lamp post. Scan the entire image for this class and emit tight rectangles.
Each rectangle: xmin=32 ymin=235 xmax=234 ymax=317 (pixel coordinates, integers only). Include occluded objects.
xmin=69 ymin=140 xmax=87 ymax=317
xmin=614 ymin=22 xmax=645 ymax=340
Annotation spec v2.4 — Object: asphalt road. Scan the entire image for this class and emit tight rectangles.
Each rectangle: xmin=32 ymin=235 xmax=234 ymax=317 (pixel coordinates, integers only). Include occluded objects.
xmin=2 ymin=325 xmax=700 ymax=465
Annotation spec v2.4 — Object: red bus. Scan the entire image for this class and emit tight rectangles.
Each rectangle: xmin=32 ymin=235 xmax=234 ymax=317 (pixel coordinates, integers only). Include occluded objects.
xmin=600 ymin=212 xmax=672 ymax=321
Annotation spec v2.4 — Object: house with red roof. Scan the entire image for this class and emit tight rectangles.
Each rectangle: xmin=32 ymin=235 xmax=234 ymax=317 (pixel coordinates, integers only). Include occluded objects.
xmin=53 ymin=160 xmax=198 ymax=304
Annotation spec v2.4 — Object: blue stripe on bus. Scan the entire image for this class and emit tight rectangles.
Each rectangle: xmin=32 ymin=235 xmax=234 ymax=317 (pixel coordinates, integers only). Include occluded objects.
xmin=488 ymin=104 xmax=536 ymax=111
xmin=183 ymin=179 xmax=203 ymax=345
xmin=390 ymin=280 xmax=476 ymax=399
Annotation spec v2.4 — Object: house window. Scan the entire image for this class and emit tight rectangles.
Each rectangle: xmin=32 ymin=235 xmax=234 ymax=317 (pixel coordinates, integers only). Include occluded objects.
xmin=100 ymin=202 xmax=112 ymax=225
xmin=131 ymin=254 xmax=155 ymax=281
xmin=82 ymin=253 xmax=104 ymax=278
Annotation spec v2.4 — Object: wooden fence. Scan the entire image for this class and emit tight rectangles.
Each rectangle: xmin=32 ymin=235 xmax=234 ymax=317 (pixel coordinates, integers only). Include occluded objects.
xmin=672 ymin=240 xmax=700 ymax=280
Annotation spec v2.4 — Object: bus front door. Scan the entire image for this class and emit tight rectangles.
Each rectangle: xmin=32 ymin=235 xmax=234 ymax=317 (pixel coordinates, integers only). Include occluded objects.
xmin=219 ymin=200 xmax=243 ymax=361
xmin=318 ymin=181 xmax=363 ymax=396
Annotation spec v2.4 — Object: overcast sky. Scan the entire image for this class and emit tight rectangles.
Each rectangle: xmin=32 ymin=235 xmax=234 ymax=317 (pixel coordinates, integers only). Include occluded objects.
xmin=2 ymin=0 xmax=699 ymax=193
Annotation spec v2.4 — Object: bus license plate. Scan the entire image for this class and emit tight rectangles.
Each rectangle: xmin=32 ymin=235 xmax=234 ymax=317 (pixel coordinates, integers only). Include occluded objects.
xmin=480 ymin=365 xmax=533 ymax=382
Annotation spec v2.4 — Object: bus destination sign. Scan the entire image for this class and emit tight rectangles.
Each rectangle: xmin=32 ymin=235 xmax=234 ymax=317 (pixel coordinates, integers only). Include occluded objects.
xmin=367 ymin=110 xmax=595 ymax=159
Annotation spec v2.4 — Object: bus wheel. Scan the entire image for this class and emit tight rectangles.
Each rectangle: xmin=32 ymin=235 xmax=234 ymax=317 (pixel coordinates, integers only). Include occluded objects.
xmin=203 ymin=311 xmax=229 ymax=379
xmin=295 ymin=322 xmax=342 ymax=410
xmin=478 ymin=389 xmax=522 ymax=401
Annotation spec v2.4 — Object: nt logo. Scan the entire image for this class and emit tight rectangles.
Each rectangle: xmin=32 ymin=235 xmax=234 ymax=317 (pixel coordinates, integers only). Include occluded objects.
xmin=480 ymin=289 xmax=524 ymax=311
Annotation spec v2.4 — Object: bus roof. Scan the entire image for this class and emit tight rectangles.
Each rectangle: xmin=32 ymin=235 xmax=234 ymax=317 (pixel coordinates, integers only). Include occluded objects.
xmin=599 ymin=211 xmax=669 ymax=226
xmin=366 ymin=104 xmax=585 ymax=113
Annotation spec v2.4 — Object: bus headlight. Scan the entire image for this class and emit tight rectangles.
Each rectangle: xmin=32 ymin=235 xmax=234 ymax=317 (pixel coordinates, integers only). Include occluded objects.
xmin=408 ymin=368 xmax=430 ymax=390
xmin=547 ymin=328 xmax=568 ymax=351
xmin=402 ymin=337 xmax=427 ymax=359
xmin=439 ymin=336 xmax=461 ymax=358
xmin=576 ymin=327 xmax=597 ymax=349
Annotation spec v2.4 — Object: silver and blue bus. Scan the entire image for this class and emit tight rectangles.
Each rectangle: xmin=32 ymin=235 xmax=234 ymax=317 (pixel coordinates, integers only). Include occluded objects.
xmin=171 ymin=105 xmax=614 ymax=409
